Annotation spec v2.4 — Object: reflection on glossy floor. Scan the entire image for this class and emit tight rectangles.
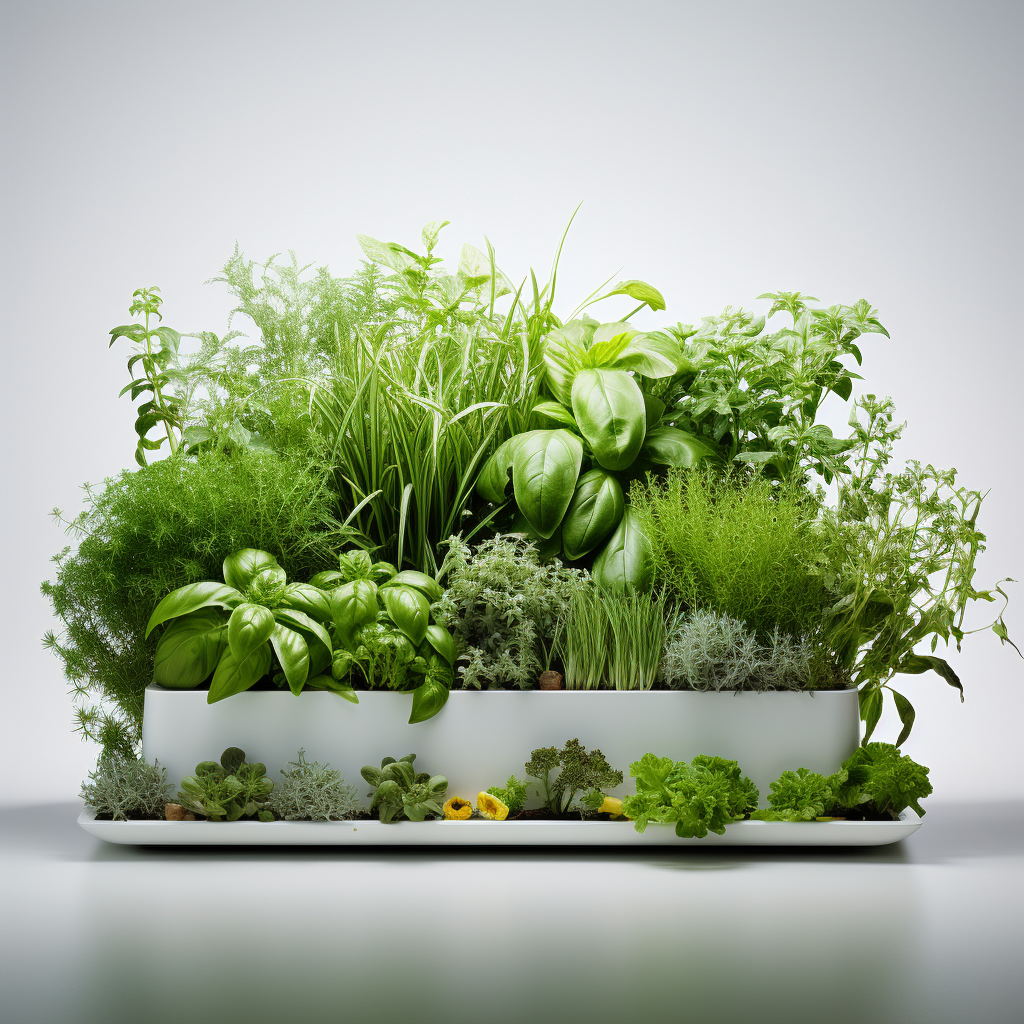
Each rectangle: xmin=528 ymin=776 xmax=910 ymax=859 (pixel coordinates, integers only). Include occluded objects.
xmin=1 ymin=800 xmax=1021 ymax=1024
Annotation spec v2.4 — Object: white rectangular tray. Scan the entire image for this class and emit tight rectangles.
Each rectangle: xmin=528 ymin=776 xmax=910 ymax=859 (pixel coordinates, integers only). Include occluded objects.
xmin=78 ymin=808 xmax=921 ymax=847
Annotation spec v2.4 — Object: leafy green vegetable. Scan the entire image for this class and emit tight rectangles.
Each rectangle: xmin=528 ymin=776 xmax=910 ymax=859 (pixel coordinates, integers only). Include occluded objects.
xmin=571 ymin=368 xmax=646 ymax=472
xmin=525 ymin=739 xmax=623 ymax=816
xmin=750 ymin=767 xmax=848 ymax=821
xmin=830 ymin=743 xmax=932 ymax=817
xmin=622 ymin=753 xmax=758 ymax=838
xmin=360 ymin=754 xmax=448 ymax=823
xmin=511 ymin=429 xmax=584 ymax=539
xmin=177 ymin=747 xmax=275 ymax=822
xmin=561 ymin=469 xmax=625 ymax=560
xmin=590 ymin=508 xmax=654 ymax=591
xmin=486 ymin=775 xmax=529 ymax=816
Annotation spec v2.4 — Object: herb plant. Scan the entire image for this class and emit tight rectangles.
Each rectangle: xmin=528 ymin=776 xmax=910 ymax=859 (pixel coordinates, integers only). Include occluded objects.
xmin=830 ymin=743 xmax=931 ymax=818
xmin=525 ymin=739 xmax=623 ymax=817
xmin=80 ymin=753 xmax=171 ymax=821
xmin=750 ymin=768 xmax=849 ymax=822
xmin=266 ymin=749 xmax=360 ymax=821
xmin=486 ymin=775 xmax=528 ymax=816
xmin=555 ymin=584 xmax=608 ymax=689
xmin=622 ymin=753 xmax=759 ymax=838
xmin=360 ymin=754 xmax=448 ymax=823
xmin=434 ymin=534 xmax=584 ymax=689
xmin=177 ymin=747 xmax=275 ymax=821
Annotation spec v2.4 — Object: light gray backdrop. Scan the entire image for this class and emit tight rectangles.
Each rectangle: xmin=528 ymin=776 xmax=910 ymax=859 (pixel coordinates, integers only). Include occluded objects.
xmin=2 ymin=0 xmax=1021 ymax=805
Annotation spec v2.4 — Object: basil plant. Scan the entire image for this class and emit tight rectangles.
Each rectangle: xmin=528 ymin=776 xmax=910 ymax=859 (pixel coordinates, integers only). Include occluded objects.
xmin=477 ymin=317 xmax=712 ymax=588
xmin=146 ymin=548 xmax=348 ymax=704
xmin=312 ymin=550 xmax=456 ymax=724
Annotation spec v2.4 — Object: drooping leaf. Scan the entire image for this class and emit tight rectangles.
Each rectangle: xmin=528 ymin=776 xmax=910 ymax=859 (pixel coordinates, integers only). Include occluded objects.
xmin=476 ymin=434 xmax=529 ymax=504
xmin=207 ymin=643 xmax=272 ymax=703
xmin=272 ymin=607 xmax=332 ymax=655
xmin=641 ymin=392 xmax=666 ymax=428
xmin=153 ymin=610 xmax=227 ymax=689
xmin=381 ymin=586 xmax=430 ymax=646
xmin=222 ymin=549 xmax=281 ymax=592
xmin=859 ymin=687 xmax=883 ymax=743
xmin=561 ymin=469 xmax=625 ymax=561
xmin=381 ymin=570 xmax=443 ymax=603
xmin=571 ymin=368 xmax=646 ymax=471
xmin=408 ymin=676 xmax=450 ymax=724
xmin=897 ymin=654 xmax=964 ymax=702
xmin=891 ymin=689 xmax=916 ymax=747
xmin=424 ymin=624 xmax=456 ymax=666
xmin=604 ymin=279 xmax=666 ymax=311
xmin=270 ymin=623 xmax=310 ymax=696
xmin=641 ymin=426 xmax=713 ymax=468
xmin=531 ymin=400 xmax=579 ymax=429
xmin=227 ymin=603 xmax=276 ymax=663
xmin=511 ymin=429 xmax=584 ymax=539
xmin=145 ymin=582 xmax=244 ymax=638
xmin=591 ymin=508 xmax=654 ymax=591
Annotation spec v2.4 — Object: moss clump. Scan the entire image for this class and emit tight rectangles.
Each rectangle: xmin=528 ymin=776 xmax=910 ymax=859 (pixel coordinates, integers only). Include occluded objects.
xmin=266 ymin=750 xmax=360 ymax=821
xmin=80 ymin=754 xmax=171 ymax=820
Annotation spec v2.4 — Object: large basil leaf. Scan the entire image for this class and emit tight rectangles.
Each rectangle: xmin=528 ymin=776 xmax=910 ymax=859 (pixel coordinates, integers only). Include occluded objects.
xmin=153 ymin=610 xmax=227 ymax=689
xmin=270 ymin=623 xmax=310 ymax=696
xmin=145 ymin=582 xmax=243 ymax=638
xmin=641 ymin=426 xmax=714 ymax=468
xmin=408 ymin=676 xmax=450 ymax=724
xmin=476 ymin=434 xmax=530 ymax=505
xmin=615 ymin=333 xmax=682 ymax=378
xmin=424 ymin=623 xmax=456 ymax=667
xmin=305 ymin=673 xmax=360 ymax=703
xmin=571 ymin=368 xmax=646 ymax=471
xmin=327 ymin=579 xmax=379 ymax=639
xmin=207 ymin=643 xmax=272 ymax=703
xmin=272 ymin=607 xmax=332 ymax=655
xmin=381 ymin=585 xmax=430 ymax=646
xmin=591 ymin=509 xmax=654 ymax=591
xmin=641 ymin=392 xmax=666 ymax=428
xmin=279 ymin=583 xmax=333 ymax=623
xmin=587 ymin=323 xmax=637 ymax=367
xmin=227 ymin=603 xmax=276 ymax=663
xmin=511 ymin=429 xmax=584 ymax=539
xmin=561 ymin=469 xmax=625 ymax=560
xmin=381 ymin=570 xmax=443 ymax=603
xmin=542 ymin=320 xmax=595 ymax=405
xmin=222 ymin=549 xmax=281 ymax=592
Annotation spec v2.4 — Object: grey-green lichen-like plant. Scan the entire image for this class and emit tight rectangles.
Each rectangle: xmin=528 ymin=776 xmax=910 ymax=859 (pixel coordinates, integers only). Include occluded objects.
xmin=177 ymin=747 xmax=275 ymax=821
xmin=266 ymin=749 xmax=360 ymax=821
xmin=659 ymin=609 xmax=826 ymax=691
xmin=360 ymin=754 xmax=448 ymax=823
xmin=433 ymin=534 xmax=586 ymax=689
xmin=80 ymin=753 xmax=172 ymax=820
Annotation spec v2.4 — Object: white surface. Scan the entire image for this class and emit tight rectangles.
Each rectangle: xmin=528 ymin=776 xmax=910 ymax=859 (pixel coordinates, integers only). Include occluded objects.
xmin=78 ymin=807 xmax=922 ymax=847
xmin=3 ymin=799 xmax=1020 ymax=1024
xmin=142 ymin=686 xmax=861 ymax=806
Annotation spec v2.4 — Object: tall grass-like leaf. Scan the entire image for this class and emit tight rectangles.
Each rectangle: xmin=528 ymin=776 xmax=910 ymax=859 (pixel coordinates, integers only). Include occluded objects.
xmin=604 ymin=589 xmax=666 ymax=691
xmin=557 ymin=586 xmax=608 ymax=690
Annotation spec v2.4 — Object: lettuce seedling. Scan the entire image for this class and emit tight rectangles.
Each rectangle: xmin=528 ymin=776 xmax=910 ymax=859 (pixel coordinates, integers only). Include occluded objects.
xmin=361 ymin=754 xmax=448 ymax=823
xmin=623 ymin=753 xmax=758 ymax=838
xmin=751 ymin=767 xmax=848 ymax=821
xmin=831 ymin=743 xmax=932 ymax=817
xmin=486 ymin=775 xmax=529 ymax=816
xmin=177 ymin=747 xmax=274 ymax=821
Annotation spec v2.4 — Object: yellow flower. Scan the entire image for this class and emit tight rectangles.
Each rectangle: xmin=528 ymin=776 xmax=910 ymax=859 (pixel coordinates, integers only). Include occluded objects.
xmin=443 ymin=796 xmax=472 ymax=820
xmin=477 ymin=791 xmax=509 ymax=820
xmin=599 ymin=796 xmax=624 ymax=817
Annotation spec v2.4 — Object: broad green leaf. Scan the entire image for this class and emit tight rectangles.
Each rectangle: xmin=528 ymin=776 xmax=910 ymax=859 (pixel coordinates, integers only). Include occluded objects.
xmin=421 ymin=220 xmax=450 ymax=252
xmin=272 ymin=607 xmax=332 ymax=655
xmin=227 ymin=603 xmax=276 ymax=662
xmin=308 ymin=569 xmax=345 ymax=590
xmin=270 ymin=623 xmax=310 ymax=696
xmin=424 ymin=624 xmax=455 ymax=666
xmin=891 ymin=689 xmax=916 ymax=747
xmin=306 ymin=674 xmax=360 ymax=703
xmin=897 ymin=654 xmax=964 ymax=702
xmin=641 ymin=426 xmax=713 ymax=468
xmin=605 ymin=279 xmax=666 ymax=311
xmin=381 ymin=570 xmax=443 ymax=603
xmin=356 ymin=234 xmax=417 ymax=272
xmin=641 ymin=392 xmax=666 ymax=428
xmin=511 ymin=429 xmax=584 ymax=539
xmin=587 ymin=323 xmax=637 ymax=367
xmin=859 ymin=687 xmax=883 ymax=742
xmin=381 ymin=586 xmax=430 ymax=646
xmin=476 ymin=434 xmax=528 ymax=504
xmin=222 ymin=549 xmax=280 ymax=592
xmin=153 ymin=610 xmax=227 ymax=689
xmin=561 ymin=469 xmax=625 ymax=561
xmin=145 ymin=582 xmax=244 ymax=638
xmin=591 ymin=509 xmax=654 ymax=591
xmin=614 ymin=333 xmax=682 ymax=378
xmin=408 ymin=677 xmax=450 ymax=724
xmin=279 ymin=583 xmax=333 ymax=623
xmin=531 ymin=401 xmax=579 ymax=429
xmin=328 ymin=579 xmax=379 ymax=639
xmin=542 ymin=320 xmax=596 ymax=405
xmin=207 ymin=643 xmax=272 ymax=703
xmin=571 ymin=368 xmax=646 ymax=471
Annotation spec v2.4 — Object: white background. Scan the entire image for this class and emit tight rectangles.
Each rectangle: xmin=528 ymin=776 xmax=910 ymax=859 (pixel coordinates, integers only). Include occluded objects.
xmin=2 ymin=0 xmax=1022 ymax=803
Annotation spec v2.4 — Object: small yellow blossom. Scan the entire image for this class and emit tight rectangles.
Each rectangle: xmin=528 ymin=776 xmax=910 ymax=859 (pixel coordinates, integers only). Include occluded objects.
xmin=477 ymin=791 xmax=509 ymax=820
xmin=443 ymin=796 xmax=473 ymax=820
xmin=599 ymin=796 xmax=624 ymax=817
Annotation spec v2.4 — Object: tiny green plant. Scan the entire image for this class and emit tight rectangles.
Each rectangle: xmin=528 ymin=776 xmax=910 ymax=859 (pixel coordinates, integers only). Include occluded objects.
xmin=360 ymin=754 xmax=448 ymax=823
xmin=177 ymin=747 xmax=275 ymax=821
xmin=525 ymin=739 xmax=623 ymax=817
xmin=266 ymin=749 xmax=360 ymax=821
xmin=486 ymin=775 xmax=529 ymax=816
xmin=80 ymin=753 xmax=171 ymax=821
xmin=108 ymin=287 xmax=185 ymax=466
xmin=750 ymin=768 xmax=849 ymax=822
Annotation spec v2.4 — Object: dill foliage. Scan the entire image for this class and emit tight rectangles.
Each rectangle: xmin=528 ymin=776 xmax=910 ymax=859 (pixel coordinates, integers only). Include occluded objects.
xmin=80 ymin=754 xmax=171 ymax=821
xmin=42 ymin=448 xmax=346 ymax=751
xmin=631 ymin=468 xmax=832 ymax=639
xmin=434 ymin=535 xmax=586 ymax=689
xmin=266 ymin=749 xmax=360 ymax=821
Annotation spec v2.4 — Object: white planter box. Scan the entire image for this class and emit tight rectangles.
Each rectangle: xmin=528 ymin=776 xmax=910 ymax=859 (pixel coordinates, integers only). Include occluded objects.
xmin=142 ymin=685 xmax=860 ymax=808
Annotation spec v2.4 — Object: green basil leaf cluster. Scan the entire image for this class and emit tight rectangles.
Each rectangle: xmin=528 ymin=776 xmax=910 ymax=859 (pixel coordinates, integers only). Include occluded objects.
xmin=177 ymin=747 xmax=275 ymax=821
xmin=476 ymin=317 xmax=712 ymax=587
xmin=147 ymin=548 xmax=335 ymax=703
xmin=318 ymin=553 xmax=455 ymax=723
xmin=622 ymin=753 xmax=758 ymax=838
xmin=360 ymin=754 xmax=448 ymax=823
